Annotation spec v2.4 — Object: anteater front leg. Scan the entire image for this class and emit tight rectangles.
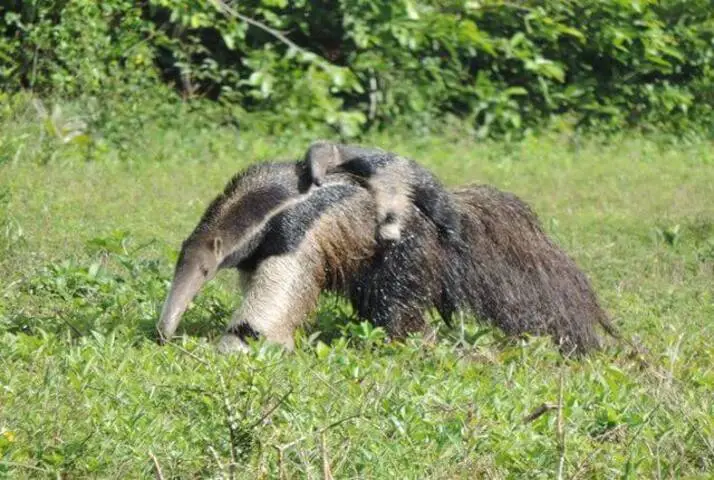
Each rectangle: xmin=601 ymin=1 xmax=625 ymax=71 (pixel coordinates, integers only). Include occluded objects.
xmin=217 ymin=254 xmax=322 ymax=353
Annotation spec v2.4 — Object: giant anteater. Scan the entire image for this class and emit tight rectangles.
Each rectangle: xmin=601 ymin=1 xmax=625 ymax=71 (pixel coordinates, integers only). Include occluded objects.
xmin=157 ymin=147 xmax=616 ymax=355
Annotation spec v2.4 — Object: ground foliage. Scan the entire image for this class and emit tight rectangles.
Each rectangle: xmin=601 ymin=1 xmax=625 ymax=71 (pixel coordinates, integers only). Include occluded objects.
xmin=1 ymin=106 xmax=713 ymax=477
xmin=1 ymin=0 xmax=713 ymax=138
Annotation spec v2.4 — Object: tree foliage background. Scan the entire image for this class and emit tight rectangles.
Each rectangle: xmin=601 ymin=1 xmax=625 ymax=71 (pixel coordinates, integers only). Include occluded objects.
xmin=1 ymin=0 xmax=713 ymax=139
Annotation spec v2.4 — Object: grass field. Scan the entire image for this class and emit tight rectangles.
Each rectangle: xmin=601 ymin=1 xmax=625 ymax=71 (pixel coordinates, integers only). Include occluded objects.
xmin=1 ymin=114 xmax=713 ymax=478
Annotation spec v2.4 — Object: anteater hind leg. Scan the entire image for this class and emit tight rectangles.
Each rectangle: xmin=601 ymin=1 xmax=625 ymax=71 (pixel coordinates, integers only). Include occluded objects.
xmin=351 ymin=284 xmax=434 ymax=344
xmin=385 ymin=310 xmax=437 ymax=344
xmin=217 ymin=254 xmax=322 ymax=353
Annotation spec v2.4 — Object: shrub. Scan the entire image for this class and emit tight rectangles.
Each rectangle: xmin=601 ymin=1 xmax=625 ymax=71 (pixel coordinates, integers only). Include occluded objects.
xmin=1 ymin=0 xmax=712 ymax=138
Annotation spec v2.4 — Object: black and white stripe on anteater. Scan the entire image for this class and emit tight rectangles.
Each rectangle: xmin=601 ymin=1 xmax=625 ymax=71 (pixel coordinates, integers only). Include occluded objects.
xmin=157 ymin=157 xmax=617 ymax=355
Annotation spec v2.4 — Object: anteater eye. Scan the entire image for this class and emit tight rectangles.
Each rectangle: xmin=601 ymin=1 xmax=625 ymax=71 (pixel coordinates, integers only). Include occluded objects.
xmin=200 ymin=266 xmax=209 ymax=277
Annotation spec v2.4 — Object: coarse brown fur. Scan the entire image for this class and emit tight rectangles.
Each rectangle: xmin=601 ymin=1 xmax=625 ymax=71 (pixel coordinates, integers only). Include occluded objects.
xmin=158 ymin=155 xmax=616 ymax=356
xmin=348 ymin=183 xmax=618 ymax=354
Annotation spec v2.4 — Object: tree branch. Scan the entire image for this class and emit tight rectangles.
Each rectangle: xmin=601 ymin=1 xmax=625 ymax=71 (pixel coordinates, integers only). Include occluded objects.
xmin=209 ymin=0 xmax=310 ymax=57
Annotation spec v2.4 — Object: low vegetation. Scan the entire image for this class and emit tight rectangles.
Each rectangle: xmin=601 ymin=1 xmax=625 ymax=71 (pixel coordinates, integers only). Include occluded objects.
xmin=2 ymin=0 xmax=712 ymax=476
xmin=1 ymin=106 xmax=713 ymax=477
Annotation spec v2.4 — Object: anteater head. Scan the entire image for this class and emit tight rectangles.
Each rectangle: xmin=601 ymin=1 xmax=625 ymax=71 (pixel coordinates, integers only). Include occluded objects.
xmin=156 ymin=162 xmax=305 ymax=343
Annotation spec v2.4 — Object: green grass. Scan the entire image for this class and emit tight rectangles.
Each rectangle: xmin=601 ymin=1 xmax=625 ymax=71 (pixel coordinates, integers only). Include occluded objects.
xmin=1 ymin=108 xmax=713 ymax=478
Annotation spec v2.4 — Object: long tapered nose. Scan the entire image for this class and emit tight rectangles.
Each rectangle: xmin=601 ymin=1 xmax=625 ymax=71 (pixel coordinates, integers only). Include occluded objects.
xmin=156 ymin=267 xmax=207 ymax=343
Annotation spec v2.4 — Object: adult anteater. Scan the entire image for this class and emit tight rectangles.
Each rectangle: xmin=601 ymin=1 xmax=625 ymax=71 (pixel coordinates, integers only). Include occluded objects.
xmin=157 ymin=147 xmax=616 ymax=355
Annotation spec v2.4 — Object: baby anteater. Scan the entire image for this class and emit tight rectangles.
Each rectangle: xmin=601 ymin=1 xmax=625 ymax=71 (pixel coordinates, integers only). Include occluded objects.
xmin=304 ymin=140 xmax=461 ymax=243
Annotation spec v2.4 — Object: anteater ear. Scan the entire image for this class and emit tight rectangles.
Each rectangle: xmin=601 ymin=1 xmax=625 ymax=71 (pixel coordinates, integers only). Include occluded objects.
xmin=212 ymin=237 xmax=224 ymax=260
